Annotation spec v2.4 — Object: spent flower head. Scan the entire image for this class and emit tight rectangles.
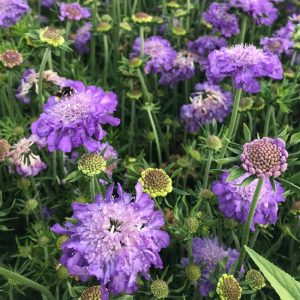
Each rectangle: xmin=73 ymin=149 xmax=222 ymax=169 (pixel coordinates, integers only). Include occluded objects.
xmin=246 ymin=269 xmax=266 ymax=291
xmin=39 ymin=27 xmax=65 ymax=47
xmin=80 ymin=286 xmax=101 ymax=300
xmin=132 ymin=12 xmax=153 ymax=24
xmin=0 ymin=49 xmax=23 ymax=68
xmin=216 ymin=274 xmax=242 ymax=300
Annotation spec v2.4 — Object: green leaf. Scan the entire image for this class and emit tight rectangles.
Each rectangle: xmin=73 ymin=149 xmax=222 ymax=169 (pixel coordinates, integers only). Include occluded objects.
xmin=245 ymin=246 xmax=300 ymax=300
xmin=227 ymin=167 xmax=245 ymax=183
xmin=270 ymin=177 xmax=277 ymax=192
xmin=240 ymin=175 xmax=256 ymax=187
xmin=290 ymin=133 xmax=300 ymax=146
xmin=279 ymin=178 xmax=300 ymax=192
xmin=65 ymin=171 xmax=82 ymax=183
xmin=215 ymin=157 xmax=240 ymax=165
xmin=243 ymin=123 xmax=251 ymax=142
xmin=172 ymin=188 xmax=190 ymax=196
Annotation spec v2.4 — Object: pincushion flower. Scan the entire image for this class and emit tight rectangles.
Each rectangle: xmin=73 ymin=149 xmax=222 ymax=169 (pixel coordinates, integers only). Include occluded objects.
xmin=40 ymin=27 xmax=65 ymax=47
xmin=59 ymin=2 xmax=91 ymax=21
xmin=51 ymin=183 xmax=169 ymax=298
xmin=73 ymin=22 xmax=92 ymax=54
xmin=8 ymin=136 xmax=47 ymax=177
xmin=131 ymin=36 xmax=177 ymax=74
xmin=187 ymin=36 xmax=227 ymax=69
xmin=180 ymin=82 xmax=233 ymax=132
xmin=0 ymin=0 xmax=29 ymax=28
xmin=241 ymin=137 xmax=288 ymax=178
xmin=203 ymin=3 xmax=240 ymax=37
xmin=78 ymin=153 xmax=106 ymax=177
xmin=98 ymin=142 xmax=118 ymax=181
xmin=41 ymin=0 xmax=56 ymax=8
xmin=0 ymin=49 xmax=23 ymax=69
xmin=212 ymin=172 xmax=285 ymax=230
xmin=229 ymin=0 xmax=278 ymax=26
xmin=206 ymin=44 xmax=283 ymax=93
xmin=31 ymin=81 xmax=120 ymax=153
xmin=0 ymin=139 xmax=10 ymax=162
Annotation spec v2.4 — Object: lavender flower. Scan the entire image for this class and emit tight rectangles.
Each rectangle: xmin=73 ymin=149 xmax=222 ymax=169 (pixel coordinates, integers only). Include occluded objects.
xmin=51 ymin=183 xmax=169 ymax=298
xmin=187 ymin=36 xmax=227 ymax=69
xmin=0 ymin=0 xmax=29 ymax=28
xmin=203 ymin=3 xmax=240 ymax=37
xmin=98 ymin=142 xmax=118 ymax=181
xmin=229 ymin=0 xmax=278 ymax=26
xmin=206 ymin=44 xmax=283 ymax=93
xmin=41 ymin=0 xmax=56 ymax=8
xmin=8 ymin=136 xmax=47 ymax=177
xmin=59 ymin=2 xmax=91 ymax=21
xmin=31 ymin=81 xmax=120 ymax=153
xmin=73 ymin=22 xmax=92 ymax=54
xmin=131 ymin=36 xmax=177 ymax=74
xmin=159 ymin=51 xmax=195 ymax=86
xmin=212 ymin=172 xmax=285 ymax=230
xmin=180 ymin=82 xmax=233 ymax=132
xmin=241 ymin=137 xmax=288 ymax=178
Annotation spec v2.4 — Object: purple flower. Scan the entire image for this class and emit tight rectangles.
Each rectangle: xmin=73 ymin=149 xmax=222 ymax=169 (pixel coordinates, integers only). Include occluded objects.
xmin=241 ymin=137 xmax=288 ymax=178
xmin=180 ymin=82 xmax=233 ymax=132
xmin=0 ymin=0 xmax=29 ymax=28
xmin=98 ymin=142 xmax=118 ymax=181
xmin=230 ymin=0 xmax=278 ymax=26
xmin=131 ymin=36 xmax=177 ymax=74
xmin=203 ymin=3 xmax=240 ymax=37
xmin=31 ymin=81 xmax=120 ymax=153
xmin=51 ymin=183 xmax=169 ymax=298
xmin=73 ymin=22 xmax=92 ymax=54
xmin=159 ymin=51 xmax=195 ymax=86
xmin=206 ymin=44 xmax=283 ymax=93
xmin=212 ymin=172 xmax=285 ymax=230
xmin=41 ymin=0 xmax=56 ymax=8
xmin=59 ymin=2 xmax=91 ymax=21
xmin=187 ymin=36 xmax=227 ymax=69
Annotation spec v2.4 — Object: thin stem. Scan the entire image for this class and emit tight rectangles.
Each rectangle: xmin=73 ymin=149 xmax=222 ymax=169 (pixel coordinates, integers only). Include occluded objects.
xmin=103 ymin=34 xmax=109 ymax=86
xmin=139 ymin=26 xmax=145 ymax=58
xmin=129 ymin=100 xmax=136 ymax=155
xmin=236 ymin=178 xmax=264 ymax=273
xmin=91 ymin=0 xmax=98 ymax=80
xmin=38 ymin=47 xmax=51 ymax=106
xmin=137 ymin=68 xmax=152 ymax=103
xmin=263 ymin=106 xmax=272 ymax=136
xmin=187 ymin=236 xmax=193 ymax=264
xmin=0 ymin=266 xmax=55 ymax=300
xmin=90 ymin=177 xmax=96 ymax=200
xmin=271 ymin=106 xmax=277 ymax=136
xmin=240 ymin=16 xmax=247 ymax=43
xmin=61 ymin=21 xmax=72 ymax=75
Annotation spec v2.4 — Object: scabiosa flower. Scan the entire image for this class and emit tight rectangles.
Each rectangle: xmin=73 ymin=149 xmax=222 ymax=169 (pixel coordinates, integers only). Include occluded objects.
xmin=78 ymin=153 xmax=106 ymax=177
xmin=59 ymin=2 xmax=91 ymax=21
xmin=31 ymin=81 xmax=120 ymax=153
xmin=180 ymin=82 xmax=233 ymax=132
xmin=41 ymin=0 xmax=56 ymax=8
xmin=132 ymin=12 xmax=153 ymax=24
xmin=8 ymin=136 xmax=47 ymax=177
xmin=229 ymin=0 xmax=278 ymax=26
xmin=51 ymin=183 xmax=170 ymax=297
xmin=186 ymin=237 xmax=241 ymax=296
xmin=0 ymin=49 xmax=23 ymax=69
xmin=98 ymin=142 xmax=118 ymax=180
xmin=216 ymin=274 xmax=242 ymax=300
xmin=212 ymin=172 xmax=285 ymax=230
xmin=0 ymin=139 xmax=10 ymax=162
xmin=40 ymin=27 xmax=65 ymax=47
xmin=139 ymin=168 xmax=172 ymax=198
xmin=206 ymin=44 xmax=283 ymax=93
xmin=131 ymin=36 xmax=177 ymax=74
xmin=159 ymin=51 xmax=196 ymax=86
xmin=0 ymin=0 xmax=29 ymax=28
xmin=187 ymin=36 xmax=227 ymax=69
xmin=73 ymin=22 xmax=92 ymax=54
xmin=203 ymin=3 xmax=240 ymax=37
xmin=80 ymin=286 xmax=101 ymax=300
xmin=241 ymin=137 xmax=288 ymax=178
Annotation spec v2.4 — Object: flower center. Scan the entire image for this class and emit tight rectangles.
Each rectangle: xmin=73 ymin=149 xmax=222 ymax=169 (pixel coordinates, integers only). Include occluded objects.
xmin=109 ymin=219 xmax=122 ymax=233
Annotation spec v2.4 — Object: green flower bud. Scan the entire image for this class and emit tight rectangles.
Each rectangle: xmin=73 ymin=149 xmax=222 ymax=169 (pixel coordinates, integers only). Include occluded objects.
xmin=185 ymin=263 xmax=201 ymax=282
xmin=200 ymin=189 xmax=214 ymax=200
xmin=97 ymin=21 xmax=112 ymax=33
xmin=206 ymin=135 xmax=222 ymax=150
xmin=57 ymin=265 xmax=69 ymax=280
xmin=172 ymin=26 xmax=187 ymax=36
xmin=239 ymin=97 xmax=253 ymax=112
xmin=78 ymin=153 xmax=106 ymax=177
xmin=56 ymin=235 xmax=69 ymax=250
xmin=17 ymin=178 xmax=31 ymax=190
xmin=246 ymin=269 xmax=266 ymax=291
xmin=151 ymin=279 xmax=169 ymax=299
xmin=184 ymin=217 xmax=199 ymax=234
xmin=127 ymin=90 xmax=142 ymax=100
xmin=25 ymin=199 xmax=38 ymax=211
xmin=38 ymin=236 xmax=49 ymax=247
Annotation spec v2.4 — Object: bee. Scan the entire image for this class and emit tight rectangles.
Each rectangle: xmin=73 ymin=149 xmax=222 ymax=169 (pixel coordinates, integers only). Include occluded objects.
xmin=55 ymin=86 xmax=77 ymax=99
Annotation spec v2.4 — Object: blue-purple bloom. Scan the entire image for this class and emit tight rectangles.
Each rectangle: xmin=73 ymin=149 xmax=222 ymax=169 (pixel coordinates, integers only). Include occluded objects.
xmin=212 ymin=172 xmax=285 ymax=230
xmin=206 ymin=44 xmax=283 ymax=93
xmin=230 ymin=0 xmax=278 ymax=26
xmin=73 ymin=22 xmax=92 ymax=54
xmin=203 ymin=3 xmax=240 ymax=37
xmin=51 ymin=183 xmax=169 ymax=299
xmin=132 ymin=36 xmax=177 ymax=74
xmin=0 ymin=0 xmax=29 ymax=28
xmin=41 ymin=0 xmax=56 ymax=8
xmin=59 ymin=2 xmax=91 ymax=21
xmin=180 ymin=82 xmax=233 ymax=132
xmin=187 ymin=36 xmax=227 ymax=69
xmin=31 ymin=81 xmax=120 ymax=153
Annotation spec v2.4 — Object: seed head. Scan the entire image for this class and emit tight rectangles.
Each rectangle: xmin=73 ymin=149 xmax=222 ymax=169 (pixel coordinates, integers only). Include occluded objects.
xmin=40 ymin=27 xmax=65 ymax=47
xmin=246 ymin=269 xmax=266 ymax=291
xmin=216 ymin=274 xmax=242 ymax=300
xmin=80 ymin=286 xmax=101 ymax=300
xmin=0 ymin=49 xmax=23 ymax=68
xmin=78 ymin=153 xmax=106 ymax=177
xmin=151 ymin=280 xmax=169 ymax=299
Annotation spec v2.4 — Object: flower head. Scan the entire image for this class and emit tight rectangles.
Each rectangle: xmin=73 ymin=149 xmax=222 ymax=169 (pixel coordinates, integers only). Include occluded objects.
xmin=59 ymin=2 xmax=91 ymax=21
xmin=180 ymin=82 xmax=233 ymax=132
xmin=139 ymin=168 xmax=172 ymax=198
xmin=246 ymin=269 xmax=266 ymax=291
xmin=185 ymin=264 xmax=201 ymax=283
xmin=0 ymin=139 xmax=10 ymax=162
xmin=206 ymin=44 xmax=283 ymax=93
xmin=42 ymin=0 xmax=56 ymax=8
xmin=203 ymin=3 xmax=240 ymax=37
xmin=78 ymin=153 xmax=106 ymax=177
xmin=0 ymin=0 xmax=29 ymax=28
xmin=0 ymin=49 xmax=23 ymax=69
xmin=80 ymin=286 xmax=101 ymax=300
xmin=132 ymin=12 xmax=153 ymax=24
xmin=216 ymin=274 xmax=242 ymax=300
xmin=131 ymin=36 xmax=176 ymax=74
xmin=51 ymin=183 xmax=169 ymax=296
xmin=40 ymin=27 xmax=65 ymax=47
xmin=229 ymin=0 xmax=278 ymax=26
xmin=241 ymin=137 xmax=288 ymax=178
xmin=73 ymin=22 xmax=92 ymax=54
xmin=31 ymin=81 xmax=120 ymax=153
xmin=212 ymin=172 xmax=285 ymax=230
xmin=151 ymin=280 xmax=169 ymax=299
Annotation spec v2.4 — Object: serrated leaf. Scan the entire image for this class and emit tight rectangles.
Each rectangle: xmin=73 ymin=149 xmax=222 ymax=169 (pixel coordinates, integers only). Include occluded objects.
xmin=227 ymin=167 xmax=245 ymax=182
xmin=240 ymin=175 xmax=256 ymax=187
xmin=290 ymin=133 xmax=300 ymax=146
xmin=270 ymin=177 xmax=277 ymax=192
xmin=243 ymin=123 xmax=251 ymax=142
xmin=245 ymin=246 xmax=300 ymax=300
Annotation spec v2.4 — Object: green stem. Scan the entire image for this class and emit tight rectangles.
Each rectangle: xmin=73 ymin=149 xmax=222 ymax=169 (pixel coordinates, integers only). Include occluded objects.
xmin=271 ymin=106 xmax=277 ymax=136
xmin=240 ymin=16 xmax=247 ymax=43
xmin=90 ymin=177 xmax=97 ymax=200
xmin=129 ymin=100 xmax=136 ymax=155
xmin=236 ymin=178 xmax=264 ymax=273
xmin=91 ymin=0 xmax=98 ymax=80
xmin=187 ymin=236 xmax=193 ymax=264
xmin=139 ymin=26 xmax=145 ymax=58
xmin=103 ymin=34 xmax=109 ymax=86
xmin=137 ymin=68 xmax=152 ymax=103
xmin=0 ymin=266 xmax=55 ymax=300
xmin=52 ymin=151 xmax=57 ymax=180
xmin=203 ymin=151 xmax=213 ymax=189
xmin=186 ymin=0 xmax=191 ymax=29
xmin=38 ymin=47 xmax=51 ymax=106
xmin=61 ymin=21 xmax=72 ymax=75
xmin=263 ymin=106 xmax=272 ymax=136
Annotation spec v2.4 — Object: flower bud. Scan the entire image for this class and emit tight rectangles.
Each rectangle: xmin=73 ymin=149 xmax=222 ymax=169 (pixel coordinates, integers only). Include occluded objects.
xmin=151 ymin=279 xmax=169 ymax=299
xmin=206 ymin=135 xmax=222 ymax=150
xmin=185 ymin=263 xmax=201 ymax=282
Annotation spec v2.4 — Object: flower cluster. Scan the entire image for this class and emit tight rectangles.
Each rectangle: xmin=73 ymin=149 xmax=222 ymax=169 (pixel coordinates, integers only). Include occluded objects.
xmin=180 ymin=82 xmax=233 ymax=132
xmin=59 ymin=2 xmax=91 ymax=21
xmin=31 ymin=81 xmax=120 ymax=153
xmin=73 ymin=22 xmax=92 ymax=54
xmin=0 ymin=0 xmax=29 ymax=28
xmin=212 ymin=172 xmax=285 ymax=230
xmin=51 ymin=183 xmax=169 ymax=297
